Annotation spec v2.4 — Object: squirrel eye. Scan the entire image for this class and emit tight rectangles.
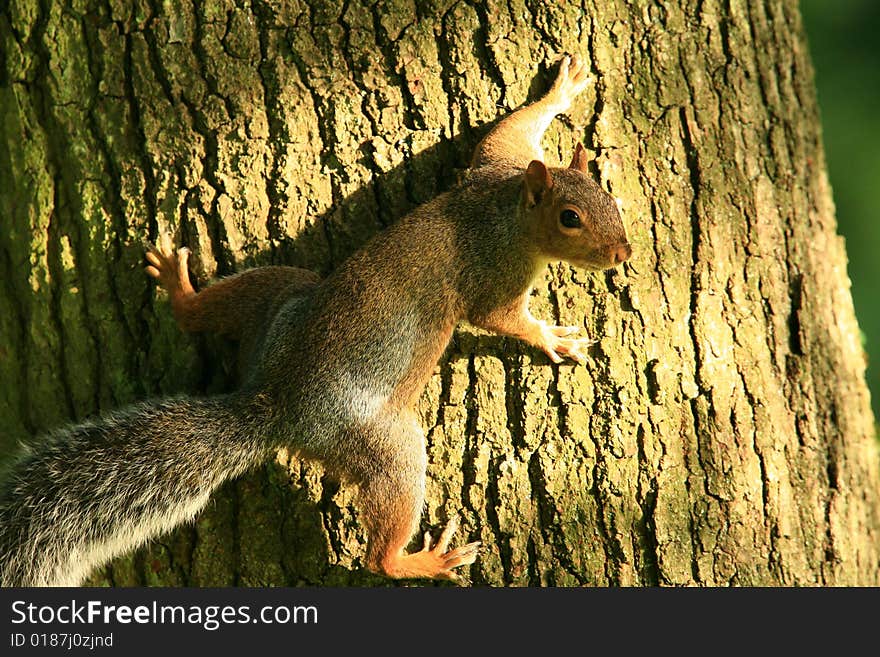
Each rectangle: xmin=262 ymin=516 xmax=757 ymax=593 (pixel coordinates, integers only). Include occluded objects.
xmin=560 ymin=209 xmax=581 ymax=228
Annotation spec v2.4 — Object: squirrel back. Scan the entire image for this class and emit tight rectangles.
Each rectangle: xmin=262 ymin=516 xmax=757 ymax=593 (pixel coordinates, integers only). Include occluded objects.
xmin=254 ymin=160 xmax=626 ymax=416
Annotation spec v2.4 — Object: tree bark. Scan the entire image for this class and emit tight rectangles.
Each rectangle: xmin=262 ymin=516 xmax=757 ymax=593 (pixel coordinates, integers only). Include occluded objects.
xmin=1 ymin=0 xmax=878 ymax=586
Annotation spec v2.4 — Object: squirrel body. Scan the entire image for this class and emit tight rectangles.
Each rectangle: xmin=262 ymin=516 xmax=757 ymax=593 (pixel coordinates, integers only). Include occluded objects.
xmin=0 ymin=55 xmax=630 ymax=585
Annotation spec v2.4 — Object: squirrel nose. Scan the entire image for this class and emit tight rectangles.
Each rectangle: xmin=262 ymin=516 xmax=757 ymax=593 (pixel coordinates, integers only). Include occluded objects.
xmin=609 ymin=242 xmax=632 ymax=265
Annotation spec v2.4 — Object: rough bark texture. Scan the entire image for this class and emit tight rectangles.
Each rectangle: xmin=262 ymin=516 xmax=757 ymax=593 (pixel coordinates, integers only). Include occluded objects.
xmin=1 ymin=0 xmax=878 ymax=586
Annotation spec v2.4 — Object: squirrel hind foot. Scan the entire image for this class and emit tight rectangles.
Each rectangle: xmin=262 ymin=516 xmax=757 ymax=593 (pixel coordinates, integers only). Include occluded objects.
xmin=371 ymin=517 xmax=481 ymax=582
xmin=145 ymin=241 xmax=196 ymax=302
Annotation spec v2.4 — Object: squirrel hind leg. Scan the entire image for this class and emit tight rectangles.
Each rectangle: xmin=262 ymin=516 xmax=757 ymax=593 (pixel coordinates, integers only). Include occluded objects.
xmin=146 ymin=236 xmax=320 ymax=341
xmin=353 ymin=419 xmax=481 ymax=582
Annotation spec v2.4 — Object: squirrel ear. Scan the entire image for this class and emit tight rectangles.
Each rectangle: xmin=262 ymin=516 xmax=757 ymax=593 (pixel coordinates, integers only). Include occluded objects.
xmin=568 ymin=142 xmax=589 ymax=173
xmin=524 ymin=160 xmax=553 ymax=207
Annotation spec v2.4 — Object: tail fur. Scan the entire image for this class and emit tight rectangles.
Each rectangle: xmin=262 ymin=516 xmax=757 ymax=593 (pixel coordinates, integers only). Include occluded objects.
xmin=0 ymin=395 xmax=271 ymax=586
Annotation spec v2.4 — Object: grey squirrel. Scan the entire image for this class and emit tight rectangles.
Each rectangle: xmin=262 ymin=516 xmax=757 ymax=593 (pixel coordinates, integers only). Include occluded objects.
xmin=0 ymin=55 xmax=630 ymax=585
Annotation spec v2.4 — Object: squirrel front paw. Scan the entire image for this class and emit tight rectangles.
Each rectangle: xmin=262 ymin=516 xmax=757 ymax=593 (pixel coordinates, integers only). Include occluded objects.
xmin=548 ymin=54 xmax=592 ymax=111
xmin=535 ymin=322 xmax=593 ymax=365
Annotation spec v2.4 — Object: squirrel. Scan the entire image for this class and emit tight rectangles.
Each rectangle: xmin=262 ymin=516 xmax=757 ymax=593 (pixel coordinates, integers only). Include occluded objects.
xmin=0 ymin=54 xmax=630 ymax=586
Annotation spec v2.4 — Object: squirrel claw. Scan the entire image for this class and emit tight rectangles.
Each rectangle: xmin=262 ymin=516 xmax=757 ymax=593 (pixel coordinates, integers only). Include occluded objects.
xmin=558 ymin=337 xmax=593 ymax=365
xmin=411 ymin=516 xmax=481 ymax=581
xmin=538 ymin=323 xmax=592 ymax=365
xmin=434 ymin=514 xmax=459 ymax=552
xmin=437 ymin=541 xmax=482 ymax=581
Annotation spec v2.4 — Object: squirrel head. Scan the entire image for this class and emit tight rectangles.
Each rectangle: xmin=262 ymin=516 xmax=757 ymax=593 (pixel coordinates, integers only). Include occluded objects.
xmin=522 ymin=143 xmax=631 ymax=270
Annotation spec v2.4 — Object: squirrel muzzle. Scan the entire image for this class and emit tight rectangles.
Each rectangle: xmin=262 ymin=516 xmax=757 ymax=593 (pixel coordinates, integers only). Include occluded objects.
xmin=608 ymin=242 xmax=632 ymax=265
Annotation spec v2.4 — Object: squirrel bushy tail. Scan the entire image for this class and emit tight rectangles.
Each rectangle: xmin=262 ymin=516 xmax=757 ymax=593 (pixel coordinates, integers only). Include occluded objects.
xmin=0 ymin=394 xmax=272 ymax=586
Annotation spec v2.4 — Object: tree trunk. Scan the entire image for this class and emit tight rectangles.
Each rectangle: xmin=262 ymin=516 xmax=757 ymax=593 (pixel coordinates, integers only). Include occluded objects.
xmin=1 ymin=0 xmax=878 ymax=586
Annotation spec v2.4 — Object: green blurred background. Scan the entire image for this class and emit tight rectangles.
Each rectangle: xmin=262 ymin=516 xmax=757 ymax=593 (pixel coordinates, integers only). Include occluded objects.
xmin=802 ymin=0 xmax=880 ymax=421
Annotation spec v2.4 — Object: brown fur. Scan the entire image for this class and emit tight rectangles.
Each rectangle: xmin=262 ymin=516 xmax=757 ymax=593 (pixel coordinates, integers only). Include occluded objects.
xmin=1 ymin=54 xmax=631 ymax=587
xmin=147 ymin=54 xmax=630 ymax=582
